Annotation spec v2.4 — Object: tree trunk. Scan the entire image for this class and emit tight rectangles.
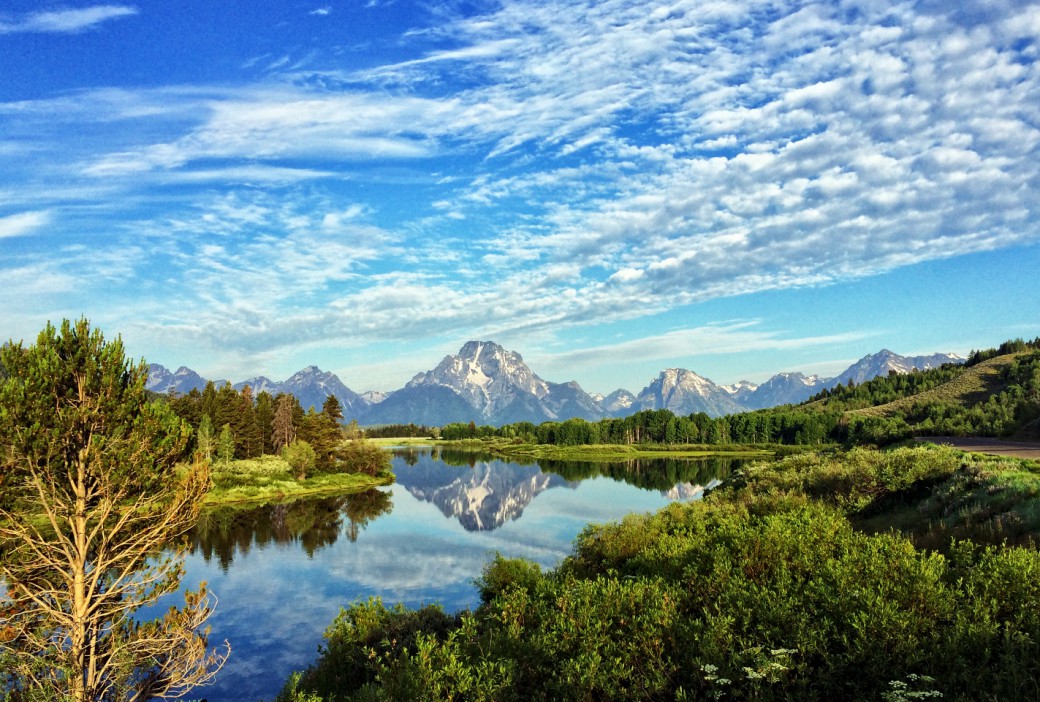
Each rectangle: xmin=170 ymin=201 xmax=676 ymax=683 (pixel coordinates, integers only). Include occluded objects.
xmin=72 ymin=451 xmax=89 ymax=702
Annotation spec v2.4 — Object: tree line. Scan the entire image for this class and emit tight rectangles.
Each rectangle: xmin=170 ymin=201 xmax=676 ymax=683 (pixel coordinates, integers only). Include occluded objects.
xmin=158 ymin=382 xmax=381 ymax=478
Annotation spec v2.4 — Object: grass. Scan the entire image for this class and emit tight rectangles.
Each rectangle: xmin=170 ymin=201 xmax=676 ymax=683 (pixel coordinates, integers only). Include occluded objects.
xmin=367 ymin=437 xmax=439 ymax=447
xmin=205 ymin=454 xmax=393 ymax=506
xmin=488 ymin=441 xmax=778 ymax=461
xmin=722 ymin=443 xmax=1040 ymax=549
xmin=367 ymin=436 xmax=791 ymax=460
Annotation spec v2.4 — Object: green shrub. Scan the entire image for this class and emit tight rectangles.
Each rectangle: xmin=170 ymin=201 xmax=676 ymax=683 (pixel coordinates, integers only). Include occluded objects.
xmin=283 ymin=439 xmax=317 ymax=479
xmin=476 ymin=554 xmax=542 ymax=605
xmin=279 ymin=446 xmax=1040 ymax=701
xmin=336 ymin=439 xmax=391 ymax=476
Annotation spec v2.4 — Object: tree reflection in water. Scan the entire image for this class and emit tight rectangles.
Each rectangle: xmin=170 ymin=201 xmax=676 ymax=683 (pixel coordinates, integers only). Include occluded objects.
xmin=191 ymin=488 xmax=393 ymax=571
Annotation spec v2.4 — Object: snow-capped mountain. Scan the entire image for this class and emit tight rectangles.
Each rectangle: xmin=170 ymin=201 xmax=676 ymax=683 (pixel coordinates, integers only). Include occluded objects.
xmin=235 ymin=365 xmax=368 ymax=417
xmin=721 ymin=380 xmax=759 ymax=405
xmin=737 ymin=351 xmax=964 ymax=409
xmin=146 ymin=364 xmax=214 ymax=394
xmin=367 ymin=340 xmax=603 ymax=426
xmin=542 ymin=381 xmax=604 ymax=421
xmin=395 ymin=453 xmax=571 ymax=531
xmin=830 ymin=350 xmax=963 ymax=387
xmin=600 ymin=389 xmax=637 ymax=417
xmin=409 ymin=341 xmax=551 ymax=418
xmin=633 ymin=368 xmax=747 ymax=417
xmin=360 ymin=390 xmax=389 ymax=405
xmin=150 ymin=344 xmax=964 ymax=426
xmin=743 ymin=372 xmax=822 ymax=410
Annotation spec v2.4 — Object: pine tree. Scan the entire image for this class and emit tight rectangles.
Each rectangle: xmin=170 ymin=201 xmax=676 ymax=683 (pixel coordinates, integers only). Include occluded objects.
xmin=217 ymin=423 xmax=235 ymax=466
xmin=197 ymin=413 xmax=215 ymax=461
xmin=0 ymin=318 xmax=228 ymax=702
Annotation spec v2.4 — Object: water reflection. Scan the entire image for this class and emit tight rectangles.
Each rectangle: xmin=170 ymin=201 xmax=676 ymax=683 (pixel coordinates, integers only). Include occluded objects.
xmin=181 ymin=449 xmax=748 ymax=702
xmin=189 ymin=452 xmax=739 ymax=566
xmin=536 ymin=454 xmax=741 ymax=491
xmin=394 ymin=451 xmax=572 ymax=531
xmin=392 ymin=447 xmax=739 ymax=532
xmin=191 ymin=488 xmax=393 ymax=570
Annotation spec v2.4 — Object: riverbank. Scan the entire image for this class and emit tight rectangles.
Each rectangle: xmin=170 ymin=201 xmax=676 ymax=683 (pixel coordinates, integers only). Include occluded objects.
xmin=368 ymin=436 xmax=787 ymax=461
xmin=279 ymin=443 xmax=1040 ymax=702
xmin=203 ymin=454 xmax=394 ymax=506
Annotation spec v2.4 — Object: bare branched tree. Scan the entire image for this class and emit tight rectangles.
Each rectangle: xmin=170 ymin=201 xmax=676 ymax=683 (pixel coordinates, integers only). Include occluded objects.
xmin=0 ymin=319 xmax=229 ymax=702
xmin=272 ymin=393 xmax=297 ymax=453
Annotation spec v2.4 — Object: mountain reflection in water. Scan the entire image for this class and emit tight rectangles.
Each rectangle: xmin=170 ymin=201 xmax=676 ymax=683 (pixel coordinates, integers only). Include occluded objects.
xmin=179 ymin=449 xmax=748 ymax=702
xmin=392 ymin=446 xmax=741 ymax=532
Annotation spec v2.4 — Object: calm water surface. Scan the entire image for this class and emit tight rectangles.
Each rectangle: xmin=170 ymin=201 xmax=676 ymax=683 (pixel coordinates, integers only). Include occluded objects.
xmin=184 ymin=448 xmax=742 ymax=702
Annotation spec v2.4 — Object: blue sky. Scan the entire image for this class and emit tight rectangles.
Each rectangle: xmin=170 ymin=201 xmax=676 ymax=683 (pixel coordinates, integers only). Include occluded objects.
xmin=1 ymin=0 xmax=1039 ymax=395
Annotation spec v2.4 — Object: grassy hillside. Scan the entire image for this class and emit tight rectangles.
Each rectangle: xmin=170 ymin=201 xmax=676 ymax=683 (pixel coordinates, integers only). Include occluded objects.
xmin=847 ymin=351 xmax=1027 ymax=420
xmin=784 ymin=342 xmax=1039 ymax=444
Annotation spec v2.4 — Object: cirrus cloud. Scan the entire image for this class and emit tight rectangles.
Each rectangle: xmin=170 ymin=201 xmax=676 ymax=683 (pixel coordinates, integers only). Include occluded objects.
xmin=0 ymin=5 xmax=137 ymax=34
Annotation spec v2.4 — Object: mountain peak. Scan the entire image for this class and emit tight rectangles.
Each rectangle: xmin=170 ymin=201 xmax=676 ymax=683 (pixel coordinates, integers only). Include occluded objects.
xmin=234 ymin=366 xmax=366 ymax=416
xmin=149 ymin=342 xmax=965 ymax=426
xmin=393 ymin=340 xmax=603 ymax=425
xmin=634 ymin=367 xmax=744 ymax=417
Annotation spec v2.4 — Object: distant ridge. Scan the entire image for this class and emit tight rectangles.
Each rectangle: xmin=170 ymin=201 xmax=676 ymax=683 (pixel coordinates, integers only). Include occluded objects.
xmin=147 ymin=344 xmax=964 ymax=426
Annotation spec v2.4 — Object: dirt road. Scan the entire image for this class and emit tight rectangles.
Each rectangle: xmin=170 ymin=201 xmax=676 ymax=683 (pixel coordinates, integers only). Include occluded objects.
xmin=914 ymin=436 xmax=1040 ymax=460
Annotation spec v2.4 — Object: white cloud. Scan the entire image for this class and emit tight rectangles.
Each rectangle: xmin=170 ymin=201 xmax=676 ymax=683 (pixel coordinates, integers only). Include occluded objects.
xmin=530 ymin=322 xmax=876 ymax=374
xmin=0 ymin=5 xmax=137 ymax=34
xmin=2 ymin=0 xmax=1040 ymax=379
xmin=0 ymin=211 xmax=50 ymax=238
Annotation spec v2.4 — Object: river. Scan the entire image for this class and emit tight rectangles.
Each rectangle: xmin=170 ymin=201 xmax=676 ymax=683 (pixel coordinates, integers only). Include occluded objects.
xmin=180 ymin=448 xmax=744 ymax=701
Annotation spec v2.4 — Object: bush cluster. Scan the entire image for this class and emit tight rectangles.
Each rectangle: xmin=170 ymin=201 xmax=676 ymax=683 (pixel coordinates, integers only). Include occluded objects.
xmin=278 ymin=445 xmax=1040 ymax=702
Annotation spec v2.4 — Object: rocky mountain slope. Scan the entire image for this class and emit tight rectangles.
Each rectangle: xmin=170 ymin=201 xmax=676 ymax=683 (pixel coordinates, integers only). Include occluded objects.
xmin=362 ymin=341 xmax=603 ymax=426
xmin=395 ymin=454 xmax=570 ymax=531
xmin=234 ymin=366 xmax=369 ymax=418
xmin=148 ymin=343 xmax=964 ymax=426
xmin=632 ymin=368 xmax=747 ymax=417
xmin=146 ymin=364 xmax=215 ymax=394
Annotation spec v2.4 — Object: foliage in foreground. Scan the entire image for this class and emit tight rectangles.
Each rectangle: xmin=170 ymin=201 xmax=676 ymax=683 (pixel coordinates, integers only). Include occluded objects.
xmin=278 ymin=445 xmax=1040 ymax=702
xmin=0 ymin=319 xmax=228 ymax=702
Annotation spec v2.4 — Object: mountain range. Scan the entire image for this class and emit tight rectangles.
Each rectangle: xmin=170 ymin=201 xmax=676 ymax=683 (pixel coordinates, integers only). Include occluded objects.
xmin=147 ymin=341 xmax=963 ymax=426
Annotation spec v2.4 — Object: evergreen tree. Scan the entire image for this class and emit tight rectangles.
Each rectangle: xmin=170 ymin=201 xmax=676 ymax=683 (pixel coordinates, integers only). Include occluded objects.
xmin=233 ymin=385 xmax=259 ymax=458
xmin=254 ymin=390 xmax=276 ymax=455
xmin=197 ymin=413 xmax=215 ymax=461
xmin=298 ymin=408 xmax=340 ymax=473
xmin=217 ymin=423 xmax=235 ymax=466
xmin=0 ymin=318 xmax=228 ymax=702
xmin=322 ymin=394 xmax=344 ymax=424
